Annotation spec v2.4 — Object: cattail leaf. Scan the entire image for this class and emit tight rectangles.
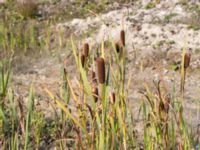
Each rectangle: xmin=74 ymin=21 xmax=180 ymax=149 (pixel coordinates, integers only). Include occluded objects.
xmin=8 ymin=88 xmax=18 ymax=127
xmin=79 ymin=66 xmax=96 ymax=108
xmin=70 ymin=36 xmax=79 ymax=67
xmin=111 ymin=41 xmax=120 ymax=67
xmin=66 ymin=77 xmax=79 ymax=105
xmin=116 ymin=105 xmax=127 ymax=149
xmin=125 ymin=73 xmax=132 ymax=98
xmin=106 ymin=65 xmax=110 ymax=86
xmin=24 ymin=85 xmax=35 ymax=150
xmin=79 ymin=66 xmax=101 ymax=128
xmin=110 ymin=64 xmax=118 ymax=86
xmin=0 ymin=107 xmax=6 ymax=124
xmin=101 ymin=40 xmax=105 ymax=59
xmin=45 ymin=89 xmax=87 ymax=134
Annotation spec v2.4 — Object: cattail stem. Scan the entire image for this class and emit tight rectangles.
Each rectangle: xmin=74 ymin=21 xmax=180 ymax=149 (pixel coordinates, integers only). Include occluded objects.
xmin=100 ymin=83 xmax=106 ymax=149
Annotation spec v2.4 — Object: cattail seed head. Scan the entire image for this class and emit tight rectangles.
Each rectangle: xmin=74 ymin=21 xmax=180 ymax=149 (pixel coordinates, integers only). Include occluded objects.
xmin=81 ymin=54 xmax=85 ymax=68
xmin=120 ymin=30 xmax=125 ymax=47
xmin=184 ymin=52 xmax=191 ymax=69
xmin=96 ymin=57 xmax=105 ymax=84
xmin=83 ymin=43 xmax=89 ymax=58
xmin=92 ymin=87 xmax=98 ymax=102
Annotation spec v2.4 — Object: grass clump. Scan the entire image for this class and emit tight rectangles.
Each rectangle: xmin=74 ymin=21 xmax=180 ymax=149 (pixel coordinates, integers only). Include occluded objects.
xmin=0 ymin=4 xmax=42 ymax=58
xmin=187 ymin=4 xmax=200 ymax=30
xmin=17 ymin=0 xmax=38 ymax=19
xmin=145 ymin=2 xmax=156 ymax=9
xmin=45 ymin=30 xmax=137 ymax=149
xmin=164 ymin=13 xmax=178 ymax=23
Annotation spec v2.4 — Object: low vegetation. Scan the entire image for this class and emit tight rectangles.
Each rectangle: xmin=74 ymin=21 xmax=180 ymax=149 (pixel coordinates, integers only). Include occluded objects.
xmin=0 ymin=0 xmax=199 ymax=149
xmin=0 ymin=27 xmax=199 ymax=149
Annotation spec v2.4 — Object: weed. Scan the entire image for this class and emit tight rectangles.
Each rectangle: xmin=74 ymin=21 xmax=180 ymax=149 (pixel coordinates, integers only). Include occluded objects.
xmin=164 ymin=13 xmax=178 ymax=23
xmin=187 ymin=4 xmax=200 ymax=30
xmin=0 ymin=9 xmax=198 ymax=148
xmin=145 ymin=2 xmax=156 ymax=9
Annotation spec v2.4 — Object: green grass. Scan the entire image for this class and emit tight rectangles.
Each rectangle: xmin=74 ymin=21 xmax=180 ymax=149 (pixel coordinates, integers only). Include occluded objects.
xmin=164 ymin=13 xmax=178 ymax=23
xmin=145 ymin=2 xmax=156 ymax=9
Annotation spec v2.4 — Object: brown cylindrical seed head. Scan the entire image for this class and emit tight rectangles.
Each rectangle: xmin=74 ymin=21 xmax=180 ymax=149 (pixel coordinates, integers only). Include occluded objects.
xmin=83 ymin=43 xmax=89 ymax=57
xmin=96 ymin=57 xmax=105 ymax=84
xmin=110 ymin=92 xmax=116 ymax=104
xmin=92 ymin=87 xmax=98 ymax=102
xmin=120 ymin=30 xmax=125 ymax=47
xmin=115 ymin=42 xmax=120 ymax=53
xmin=81 ymin=55 xmax=85 ymax=68
xmin=184 ymin=52 xmax=191 ymax=69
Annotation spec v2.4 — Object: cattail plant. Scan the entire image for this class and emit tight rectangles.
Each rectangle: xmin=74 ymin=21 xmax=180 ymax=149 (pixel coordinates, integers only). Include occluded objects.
xmin=181 ymin=51 xmax=191 ymax=94
xmin=83 ymin=43 xmax=89 ymax=58
xmin=179 ymin=51 xmax=191 ymax=149
xmin=142 ymin=81 xmax=171 ymax=149
xmin=96 ymin=57 xmax=105 ymax=84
